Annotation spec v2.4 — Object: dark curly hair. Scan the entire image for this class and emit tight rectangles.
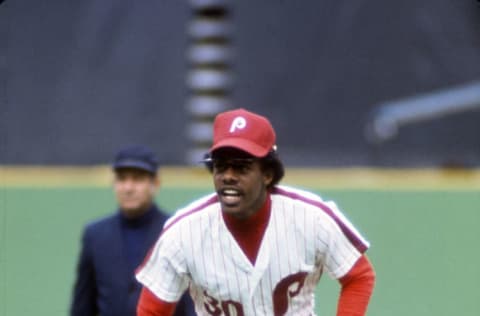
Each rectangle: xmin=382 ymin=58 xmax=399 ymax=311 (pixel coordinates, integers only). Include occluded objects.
xmin=259 ymin=151 xmax=284 ymax=189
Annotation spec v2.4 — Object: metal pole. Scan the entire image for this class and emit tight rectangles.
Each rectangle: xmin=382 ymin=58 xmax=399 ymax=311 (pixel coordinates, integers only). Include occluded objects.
xmin=365 ymin=81 xmax=480 ymax=144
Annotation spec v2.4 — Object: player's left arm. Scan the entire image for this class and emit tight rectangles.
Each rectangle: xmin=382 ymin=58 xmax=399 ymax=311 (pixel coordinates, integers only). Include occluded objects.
xmin=336 ymin=254 xmax=376 ymax=316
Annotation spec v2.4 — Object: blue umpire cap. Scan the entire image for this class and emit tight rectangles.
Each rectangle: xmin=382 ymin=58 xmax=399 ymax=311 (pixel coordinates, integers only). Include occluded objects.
xmin=112 ymin=145 xmax=159 ymax=175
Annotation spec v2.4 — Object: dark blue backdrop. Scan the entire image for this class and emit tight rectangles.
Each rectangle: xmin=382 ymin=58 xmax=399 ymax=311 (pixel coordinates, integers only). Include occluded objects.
xmin=1 ymin=0 xmax=480 ymax=167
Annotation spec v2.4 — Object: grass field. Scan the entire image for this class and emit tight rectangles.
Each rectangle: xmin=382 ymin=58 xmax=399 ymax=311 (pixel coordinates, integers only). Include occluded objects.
xmin=1 ymin=167 xmax=479 ymax=315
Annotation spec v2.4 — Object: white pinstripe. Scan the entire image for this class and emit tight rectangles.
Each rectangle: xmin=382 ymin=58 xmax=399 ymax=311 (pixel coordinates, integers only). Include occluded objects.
xmin=136 ymin=186 xmax=369 ymax=315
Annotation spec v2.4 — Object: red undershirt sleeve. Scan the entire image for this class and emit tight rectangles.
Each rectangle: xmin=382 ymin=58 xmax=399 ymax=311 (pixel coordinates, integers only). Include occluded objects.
xmin=137 ymin=287 xmax=177 ymax=316
xmin=336 ymin=254 xmax=376 ymax=316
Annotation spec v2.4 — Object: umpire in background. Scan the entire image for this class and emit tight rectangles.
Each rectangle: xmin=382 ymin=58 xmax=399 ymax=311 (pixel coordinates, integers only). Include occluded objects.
xmin=70 ymin=145 xmax=195 ymax=316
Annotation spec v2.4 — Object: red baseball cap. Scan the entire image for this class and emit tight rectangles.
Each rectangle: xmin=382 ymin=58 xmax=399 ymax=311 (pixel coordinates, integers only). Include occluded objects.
xmin=210 ymin=108 xmax=276 ymax=157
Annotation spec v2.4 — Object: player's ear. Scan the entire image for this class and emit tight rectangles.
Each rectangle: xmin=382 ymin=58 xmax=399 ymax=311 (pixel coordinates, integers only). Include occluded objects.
xmin=262 ymin=168 xmax=274 ymax=188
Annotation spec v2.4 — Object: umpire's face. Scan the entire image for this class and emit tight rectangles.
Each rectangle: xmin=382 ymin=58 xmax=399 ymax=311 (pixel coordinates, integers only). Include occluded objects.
xmin=212 ymin=148 xmax=273 ymax=219
xmin=113 ymin=168 xmax=159 ymax=218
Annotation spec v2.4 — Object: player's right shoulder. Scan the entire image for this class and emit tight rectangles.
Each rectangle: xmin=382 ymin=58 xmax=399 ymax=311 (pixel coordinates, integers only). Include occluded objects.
xmin=162 ymin=192 xmax=219 ymax=233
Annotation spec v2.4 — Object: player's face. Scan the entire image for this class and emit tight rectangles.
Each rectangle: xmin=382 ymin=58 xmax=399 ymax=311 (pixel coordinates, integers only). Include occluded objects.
xmin=113 ymin=168 xmax=158 ymax=218
xmin=212 ymin=148 xmax=273 ymax=218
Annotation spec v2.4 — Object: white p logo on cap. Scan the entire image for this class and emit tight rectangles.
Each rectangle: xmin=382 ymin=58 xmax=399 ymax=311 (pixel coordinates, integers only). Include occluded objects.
xmin=229 ymin=116 xmax=247 ymax=133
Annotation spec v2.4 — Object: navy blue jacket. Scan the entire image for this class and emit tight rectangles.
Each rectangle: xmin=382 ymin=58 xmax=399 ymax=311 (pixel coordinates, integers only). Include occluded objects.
xmin=70 ymin=205 xmax=195 ymax=316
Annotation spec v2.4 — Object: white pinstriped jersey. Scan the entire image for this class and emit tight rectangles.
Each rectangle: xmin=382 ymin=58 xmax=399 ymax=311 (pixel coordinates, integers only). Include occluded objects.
xmin=136 ymin=185 xmax=369 ymax=316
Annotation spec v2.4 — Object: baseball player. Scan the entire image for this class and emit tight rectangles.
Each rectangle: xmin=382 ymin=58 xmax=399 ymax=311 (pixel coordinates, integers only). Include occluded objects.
xmin=136 ymin=108 xmax=375 ymax=315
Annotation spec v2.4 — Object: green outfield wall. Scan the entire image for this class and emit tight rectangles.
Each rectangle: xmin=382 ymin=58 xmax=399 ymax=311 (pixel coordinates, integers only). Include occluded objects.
xmin=1 ymin=167 xmax=479 ymax=315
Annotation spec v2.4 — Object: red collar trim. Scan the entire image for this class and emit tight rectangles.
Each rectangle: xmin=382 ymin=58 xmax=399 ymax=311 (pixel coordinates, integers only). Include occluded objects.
xmin=223 ymin=193 xmax=271 ymax=232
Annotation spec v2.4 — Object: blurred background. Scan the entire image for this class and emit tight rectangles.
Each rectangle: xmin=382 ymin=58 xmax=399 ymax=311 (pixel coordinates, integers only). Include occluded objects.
xmin=1 ymin=0 xmax=480 ymax=167
xmin=1 ymin=1 xmax=480 ymax=316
